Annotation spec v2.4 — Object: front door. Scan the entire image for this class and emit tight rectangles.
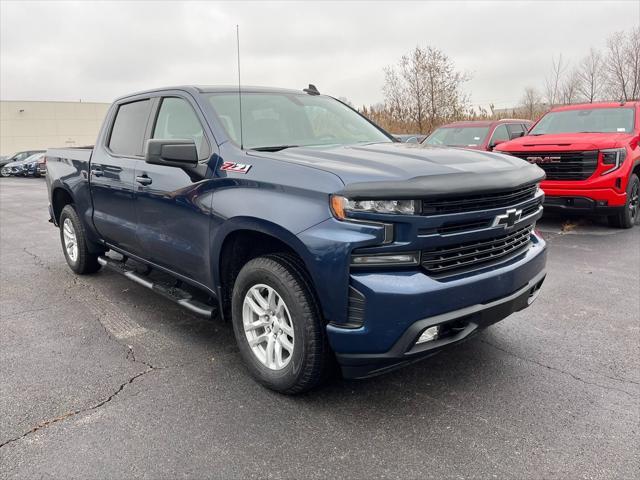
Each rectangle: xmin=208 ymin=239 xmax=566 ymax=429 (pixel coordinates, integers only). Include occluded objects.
xmin=134 ymin=95 xmax=215 ymax=287
xmin=91 ymin=98 xmax=152 ymax=253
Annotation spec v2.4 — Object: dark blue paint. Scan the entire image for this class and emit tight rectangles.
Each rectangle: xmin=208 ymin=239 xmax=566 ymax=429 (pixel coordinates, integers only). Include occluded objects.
xmin=46 ymin=86 xmax=547 ymax=372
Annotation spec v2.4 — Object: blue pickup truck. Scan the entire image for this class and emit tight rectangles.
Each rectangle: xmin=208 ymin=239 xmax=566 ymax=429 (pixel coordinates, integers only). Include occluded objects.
xmin=46 ymin=85 xmax=547 ymax=393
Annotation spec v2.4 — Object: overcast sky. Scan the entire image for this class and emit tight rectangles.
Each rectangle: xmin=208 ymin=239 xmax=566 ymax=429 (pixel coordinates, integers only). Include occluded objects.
xmin=1 ymin=0 xmax=638 ymax=109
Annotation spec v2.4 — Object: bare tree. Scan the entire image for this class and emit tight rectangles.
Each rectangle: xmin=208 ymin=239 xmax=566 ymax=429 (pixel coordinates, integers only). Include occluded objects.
xmin=383 ymin=46 xmax=470 ymax=134
xmin=576 ymin=48 xmax=603 ymax=102
xmin=627 ymin=27 xmax=640 ymax=100
xmin=520 ymin=87 xmax=542 ymax=120
xmin=382 ymin=66 xmax=409 ymax=126
xmin=605 ymin=28 xmax=640 ymax=101
xmin=544 ymin=54 xmax=567 ymax=106
xmin=560 ymin=68 xmax=581 ymax=105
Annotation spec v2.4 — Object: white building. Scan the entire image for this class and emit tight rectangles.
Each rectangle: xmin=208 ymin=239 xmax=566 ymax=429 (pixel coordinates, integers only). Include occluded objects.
xmin=0 ymin=100 xmax=110 ymax=156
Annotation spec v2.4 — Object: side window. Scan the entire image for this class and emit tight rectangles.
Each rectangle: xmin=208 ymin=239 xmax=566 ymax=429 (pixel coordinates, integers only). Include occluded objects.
xmin=108 ymin=100 xmax=151 ymax=156
xmin=152 ymin=97 xmax=208 ymax=160
xmin=490 ymin=124 xmax=510 ymax=144
xmin=506 ymin=123 xmax=526 ymax=140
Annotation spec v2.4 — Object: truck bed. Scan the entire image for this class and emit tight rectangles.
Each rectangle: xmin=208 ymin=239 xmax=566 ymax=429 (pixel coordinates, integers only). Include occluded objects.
xmin=46 ymin=146 xmax=94 ymax=163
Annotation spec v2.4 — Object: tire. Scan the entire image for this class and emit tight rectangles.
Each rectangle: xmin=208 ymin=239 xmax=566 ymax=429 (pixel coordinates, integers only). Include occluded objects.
xmin=59 ymin=205 xmax=101 ymax=274
xmin=231 ymin=253 xmax=331 ymax=394
xmin=608 ymin=173 xmax=639 ymax=229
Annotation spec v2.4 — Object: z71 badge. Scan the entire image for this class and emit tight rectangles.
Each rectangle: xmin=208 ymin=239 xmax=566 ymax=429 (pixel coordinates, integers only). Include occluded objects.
xmin=220 ymin=162 xmax=252 ymax=174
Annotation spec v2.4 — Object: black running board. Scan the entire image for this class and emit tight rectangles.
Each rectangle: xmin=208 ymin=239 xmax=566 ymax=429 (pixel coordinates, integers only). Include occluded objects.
xmin=97 ymin=256 xmax=216 ymax=318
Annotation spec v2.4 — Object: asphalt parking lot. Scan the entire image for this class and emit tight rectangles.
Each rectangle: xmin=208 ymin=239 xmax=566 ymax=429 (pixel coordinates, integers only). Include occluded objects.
xmin=1 ymin=177 xmax=638 ymax=479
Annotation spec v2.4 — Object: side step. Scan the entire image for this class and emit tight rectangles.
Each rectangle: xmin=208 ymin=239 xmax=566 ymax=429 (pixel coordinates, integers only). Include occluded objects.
xmin=97 ymin=256 xmax=216 ymax=318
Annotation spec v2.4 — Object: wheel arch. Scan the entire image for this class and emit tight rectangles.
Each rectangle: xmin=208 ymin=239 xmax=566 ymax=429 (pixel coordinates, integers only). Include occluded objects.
xmin=212 ymin=217 xmax=322 ymax=320
xmin=51 ymin=185 xmax=75 ymax=224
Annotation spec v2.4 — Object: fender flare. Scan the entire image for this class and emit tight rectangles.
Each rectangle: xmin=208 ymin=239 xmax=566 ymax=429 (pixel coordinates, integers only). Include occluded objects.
xmin=50 ymin=181 xmax=75 ymax=222
xmin=210 ymin=216 xmax=319 ymax=290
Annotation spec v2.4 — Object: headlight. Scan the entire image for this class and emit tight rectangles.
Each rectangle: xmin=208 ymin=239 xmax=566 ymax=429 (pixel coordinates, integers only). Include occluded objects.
xmin=600 ymin=148 xmax=626 ymax=175
xmin=331 ymin=195 xmax=417 ymax=219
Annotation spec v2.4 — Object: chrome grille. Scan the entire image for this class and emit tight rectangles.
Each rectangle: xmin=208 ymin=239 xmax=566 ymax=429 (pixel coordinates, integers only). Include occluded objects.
xmin=421 ymin=225 xmax=533 ymax=276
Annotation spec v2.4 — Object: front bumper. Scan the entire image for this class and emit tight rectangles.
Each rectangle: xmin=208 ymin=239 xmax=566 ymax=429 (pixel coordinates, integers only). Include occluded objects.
xmin=328 ymin=235 xmax=547 ymax=379
xmin=336 ymin=269 xmax=546 ymax=379
xmin=541 ymin=178 xmax=628 ymax=210
xmin=543 ymin=195 xmax=625 ymax=214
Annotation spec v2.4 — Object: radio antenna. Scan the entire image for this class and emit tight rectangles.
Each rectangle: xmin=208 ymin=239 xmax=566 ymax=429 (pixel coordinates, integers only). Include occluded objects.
xmin=236 ymin=24 xmax=244 ymax=149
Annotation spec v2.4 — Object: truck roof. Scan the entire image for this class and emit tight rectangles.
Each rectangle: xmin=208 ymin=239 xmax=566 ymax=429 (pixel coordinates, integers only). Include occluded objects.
xmin=550 ymin=101 xmax=639 ymax=112
xmin=115 ymin=85 xmax=313 ymax=102
xmin=437 ymin=119 xmax=532 ymax=128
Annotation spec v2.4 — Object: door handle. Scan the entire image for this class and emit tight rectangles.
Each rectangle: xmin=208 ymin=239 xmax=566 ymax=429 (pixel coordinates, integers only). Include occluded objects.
xmin=136 ymin=175 xmax=152 ymax=186
xmin=91 ymin=168 xmax=103 ymax=177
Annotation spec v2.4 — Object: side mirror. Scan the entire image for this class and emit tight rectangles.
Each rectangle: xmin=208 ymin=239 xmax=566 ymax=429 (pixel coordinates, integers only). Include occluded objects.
xmin=489 ymin=139 xmax=506 ymax=150
xmin=145 ymin=139 xmax=198 ymax=167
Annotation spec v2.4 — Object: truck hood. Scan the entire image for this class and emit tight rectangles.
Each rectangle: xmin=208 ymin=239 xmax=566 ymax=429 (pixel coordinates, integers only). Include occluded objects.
xmin=251 ymin=142 xmax=544 ymax=199
xmin=497 ymin=132 xmax=633 ymax=151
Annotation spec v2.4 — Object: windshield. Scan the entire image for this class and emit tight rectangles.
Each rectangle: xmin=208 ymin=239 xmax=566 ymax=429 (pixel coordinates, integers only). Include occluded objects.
xmin=207 ymin=92 xmax=391 ymax=149
xmin=424 ymin=126 xmax=490 ymax=147
xmin=529 ymin=108 xmax=635 ymax=135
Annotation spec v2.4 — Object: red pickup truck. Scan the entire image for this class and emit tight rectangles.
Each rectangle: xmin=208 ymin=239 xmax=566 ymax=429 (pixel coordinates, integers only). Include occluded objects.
xmin=496 ymin=102 xmax=640 ymax=228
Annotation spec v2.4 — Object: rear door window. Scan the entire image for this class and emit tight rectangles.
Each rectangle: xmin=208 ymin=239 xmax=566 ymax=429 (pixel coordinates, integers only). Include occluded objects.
xmin=108 ymin=99 xmax=152 ymax=157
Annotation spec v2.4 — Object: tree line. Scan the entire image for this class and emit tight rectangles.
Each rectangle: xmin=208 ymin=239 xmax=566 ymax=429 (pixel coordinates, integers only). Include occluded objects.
xmin=361 ymin=28 xmax=639 ymax=135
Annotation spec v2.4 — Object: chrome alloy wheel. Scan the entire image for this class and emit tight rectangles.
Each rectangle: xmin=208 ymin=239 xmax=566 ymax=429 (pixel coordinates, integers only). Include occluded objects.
xmin=62 ymin=218 xmax=78 ymax=263
xmin=242 ymin=284 xmax=295 ymax=370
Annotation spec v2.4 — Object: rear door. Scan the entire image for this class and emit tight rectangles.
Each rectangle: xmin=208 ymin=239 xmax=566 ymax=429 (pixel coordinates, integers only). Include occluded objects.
xmin=90 ymin=98 xmax=152 ymax=252
xmin=134 ymin=94 xmax=215 ymax=287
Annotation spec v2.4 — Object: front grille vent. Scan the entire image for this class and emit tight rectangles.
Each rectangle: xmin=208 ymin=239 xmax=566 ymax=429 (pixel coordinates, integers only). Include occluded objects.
xmin=421 ymin=225 xmax=533 ymax=276
xmin=509 ymin=151 xmax=598 ymax=180
xmin=422 ymin=184 xmax=537 ymax=215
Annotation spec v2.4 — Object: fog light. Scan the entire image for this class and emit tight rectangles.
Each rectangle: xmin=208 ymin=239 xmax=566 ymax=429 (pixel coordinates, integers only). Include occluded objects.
xmin=416 ymin=326 xmax=439 ymax=344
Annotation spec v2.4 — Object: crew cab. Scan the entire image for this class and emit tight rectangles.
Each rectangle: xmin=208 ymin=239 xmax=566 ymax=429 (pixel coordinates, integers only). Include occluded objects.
xmin=423 ymin=119 xmax=532 ymax=151
xmin=46 ymin=85 xmax=547 ymax=393
xmin=496 ymin=102 xmax=640 ymax=228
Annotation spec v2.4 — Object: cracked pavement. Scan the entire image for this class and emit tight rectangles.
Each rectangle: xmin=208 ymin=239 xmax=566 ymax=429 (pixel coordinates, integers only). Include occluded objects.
xmin=1 ymin=177 xmax=638 ymax=479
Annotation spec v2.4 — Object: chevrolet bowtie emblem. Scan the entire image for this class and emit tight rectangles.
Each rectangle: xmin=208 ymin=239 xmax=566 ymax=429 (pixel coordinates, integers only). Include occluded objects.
xmin=493 ymin=208 xmax=522 ymax=229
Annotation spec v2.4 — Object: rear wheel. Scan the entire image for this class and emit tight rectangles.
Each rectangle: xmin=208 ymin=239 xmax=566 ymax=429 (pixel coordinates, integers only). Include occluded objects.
xmin=608 ymin=174 xmax=639 ymax=228
xmin=59 ymin=205 xmax=101 ymax=274
xmin=231 ymin=254 xmax=330 ymax=394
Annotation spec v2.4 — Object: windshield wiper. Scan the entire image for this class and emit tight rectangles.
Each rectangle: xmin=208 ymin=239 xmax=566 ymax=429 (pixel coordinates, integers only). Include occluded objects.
xmin=250 ymin=145 xmax=299 ymax=152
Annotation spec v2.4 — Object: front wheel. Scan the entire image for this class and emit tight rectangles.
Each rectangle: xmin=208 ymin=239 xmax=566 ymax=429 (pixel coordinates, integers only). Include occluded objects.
xmin=608 ymin=173 xmax=639 ymax=228
xmin=59 ymin=205 xmax=101 ymax=274
xmin=231 ymin=254 xmax=331 ymax=394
